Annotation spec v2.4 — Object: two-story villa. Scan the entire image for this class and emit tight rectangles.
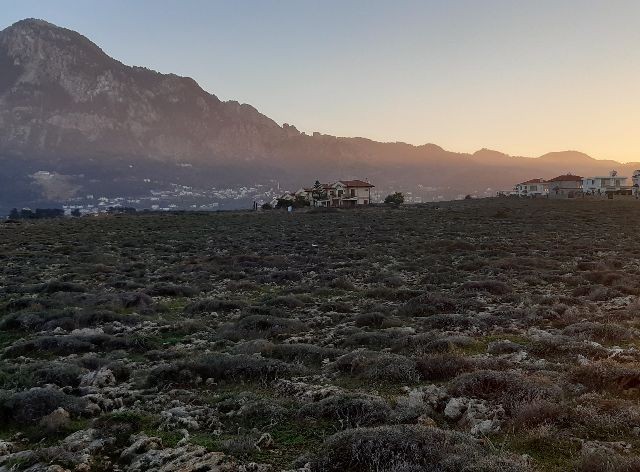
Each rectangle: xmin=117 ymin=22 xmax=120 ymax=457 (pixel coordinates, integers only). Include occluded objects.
xmin=300 ymin=180 xmax=375 ymax=207
xmin=582 ymin=170 xmax=630 ymax=195
xmin=547 ymin=174 xmax=583 ymax=198
xmin=514 ymin=178 xmax=548 ymax=197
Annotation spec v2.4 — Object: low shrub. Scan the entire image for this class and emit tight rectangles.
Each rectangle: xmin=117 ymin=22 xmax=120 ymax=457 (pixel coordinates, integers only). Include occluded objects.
xmin=31 ymin=363 xmax=85 ymax=388
xmin=217 ymin=393 xmax=289 ymax=428
xmin=562 ymin=321 xmax=633 ymax=343
xmin=298 ymin=393 xmax=390 ymax=428
xmin=353 ymin=312 xmax=400 ymax=328
xmin=487 ymin=340 xmax=524 ymax=355
xmin=509 ymin=400 xmax=565 ymax=430
xmin=145 ymin=284 xmax=197 ymax=297
xmin=393 ymin=333 xmax=475 ymax=355
xmin=364 ymin=286 xmax=398 ymax=300
xmin=5 ymin=334 xmax=157 ymax=357
xmin=184 ymin=298 xmax=247 ymax=313
xmin=341 ymin=330 xmax=402 ymax=349
xmin=219 ymin=315 xmax=308 ymax=340
xmin=266 ymin=295 xmax=306 ymax=308
xmin=334 ymin=350 xmax=418 ymax=383
xmin=422 ymin=313 xmax=474 ymax=329
xmin=449 ymin=370 xmax=560 ymax=412
xmin=267 ymin=343 xmax=345 ymax=365
xmin=118 ymin=291 xmax=154 ymax=309
xmin=569 ymin=396 xmax=640 ymax=440
xmin=416 ymin=353 xmax=472 ymax=381
xmin=307 ymin=425 xmax=528 ymax=472
xmin=147 ymin=353 xmax=303 ymax=387
xmin=39 ymin=280 xmax=87 ymax=294
xmin=0 ymin=387 xmax=87 ymax=424
xmin=396 ymin=292 xmax=458 ymax=317
xmin=268 ymin=270 xmax=302 ymax=283
xmin=570 ymin=361 xmax=640 ymax=392
xmin=461 ymin=280 xmax=512 ymax=295
xmin=582 ymin=270 xmax=625 ymax=286
xmin=328 ymin=277 xmax=356 ymax=290
xmin=575 ymin=449 xmax=640 ymax=472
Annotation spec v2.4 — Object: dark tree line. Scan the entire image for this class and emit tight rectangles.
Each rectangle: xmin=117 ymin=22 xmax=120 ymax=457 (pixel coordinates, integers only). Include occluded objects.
xmin=8 ymin=208 xmax=65 ymax=220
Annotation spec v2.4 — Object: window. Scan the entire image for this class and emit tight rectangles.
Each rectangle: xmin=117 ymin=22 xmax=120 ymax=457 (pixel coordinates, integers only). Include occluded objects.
xmin=363 ymin=200 xmax=368 ymax=204
xmin=529 ymin=185 xmax=538 ymax=191
xmin=350 ymin=189 xmax=356 ymax=197
xmin=338 ymin=190 xmax=343 ymax=196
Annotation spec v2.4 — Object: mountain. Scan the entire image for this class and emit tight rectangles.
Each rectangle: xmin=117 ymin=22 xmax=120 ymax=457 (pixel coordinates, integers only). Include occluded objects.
xmin=1 ymin=19 xmax=638 ymax=214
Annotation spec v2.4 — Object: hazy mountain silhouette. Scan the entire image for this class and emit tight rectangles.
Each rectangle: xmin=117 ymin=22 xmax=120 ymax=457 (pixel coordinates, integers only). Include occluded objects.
xmin=1 ymin=19 xmax=638 ymax=213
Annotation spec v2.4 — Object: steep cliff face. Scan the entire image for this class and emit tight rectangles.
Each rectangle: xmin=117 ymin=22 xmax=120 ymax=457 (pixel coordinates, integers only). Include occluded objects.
xmin=0 ymin=19 xmax=286 ymax=162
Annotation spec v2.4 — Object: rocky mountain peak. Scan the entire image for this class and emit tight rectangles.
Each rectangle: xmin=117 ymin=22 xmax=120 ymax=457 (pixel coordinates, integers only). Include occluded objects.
xmin=1 ymin=18 xmax=114 ymax=77
xmin=0 ymin=18 xmax=287 ymax=163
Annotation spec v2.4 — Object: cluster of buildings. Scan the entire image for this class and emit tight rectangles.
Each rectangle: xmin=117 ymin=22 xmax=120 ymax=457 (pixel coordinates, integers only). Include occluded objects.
xmin=511 ymin=170 xmax=640 ymax=199
xmin=278 ymin=179 xmax=375 ymax=207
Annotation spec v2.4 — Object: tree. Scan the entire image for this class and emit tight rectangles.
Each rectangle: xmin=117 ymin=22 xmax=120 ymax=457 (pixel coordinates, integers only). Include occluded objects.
xmin=275 ymin=198 xmax=291 ymax=209
xmin=20 ymin=209 xmax=34 ymax=219
xmin=293 ymin=195 xmax=310 ymax=208
xmin=384 ymin=192 xmax=404 ymax=205
xmin=35 ymin=208 xmax=64 ymax=218
xmin=71 ymin=209 xmax=81 ymax=217
xmin=276 ymin=195 xmax=309 ymax=209
xmin=311 ymin=180 xmax=327 ymax=205
xmin=9 ymin=208 xmax=19 ymax=220
xmin=261 ymin=202 xmax=273 ymax=210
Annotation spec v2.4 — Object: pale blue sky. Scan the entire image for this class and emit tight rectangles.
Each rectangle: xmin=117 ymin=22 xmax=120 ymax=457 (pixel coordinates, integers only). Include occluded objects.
xmin=2 ymin=0 xmax=639 ymax=161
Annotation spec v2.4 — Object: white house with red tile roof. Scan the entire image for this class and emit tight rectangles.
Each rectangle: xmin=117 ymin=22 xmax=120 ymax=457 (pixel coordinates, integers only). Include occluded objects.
xmin=514 ymin=178 xmax=548 ymax=197
xmin=332 ymin=180 xmax=374 ymax=207
xmin=547 ymin=174 xmax=583 ymax=198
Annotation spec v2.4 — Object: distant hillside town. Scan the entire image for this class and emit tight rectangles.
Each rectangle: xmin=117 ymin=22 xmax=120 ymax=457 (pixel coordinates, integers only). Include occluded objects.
xmin=505 ymin=170 xmax=640 ymax=199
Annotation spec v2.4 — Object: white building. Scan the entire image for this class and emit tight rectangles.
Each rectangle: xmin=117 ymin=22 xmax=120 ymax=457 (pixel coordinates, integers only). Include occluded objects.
xmin=582 ymin=170 xmax=630 ymax=195
xmin=514 ymin=178 xmax=548 ymax=197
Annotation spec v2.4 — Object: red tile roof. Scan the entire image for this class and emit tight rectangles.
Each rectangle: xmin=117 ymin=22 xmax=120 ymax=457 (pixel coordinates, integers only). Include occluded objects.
xmin=547 ymin=174 xmax=582 ymax=182
xmin=338 ymin=180 xmax=375 ymax=188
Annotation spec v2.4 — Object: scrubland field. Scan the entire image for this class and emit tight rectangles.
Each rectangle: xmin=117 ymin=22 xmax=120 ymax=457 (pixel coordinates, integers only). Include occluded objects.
xmin=3 ymin=199 xmax=640 ymax=471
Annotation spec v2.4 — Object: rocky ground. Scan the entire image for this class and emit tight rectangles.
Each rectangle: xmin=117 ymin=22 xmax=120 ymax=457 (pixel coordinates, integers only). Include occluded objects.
xmin=2 ymin=199 xmax=640 ymax=471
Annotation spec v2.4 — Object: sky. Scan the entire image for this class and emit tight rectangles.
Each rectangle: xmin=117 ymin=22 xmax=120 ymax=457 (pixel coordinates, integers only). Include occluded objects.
xmin=2 ymin=0 xmax=640 ymax=161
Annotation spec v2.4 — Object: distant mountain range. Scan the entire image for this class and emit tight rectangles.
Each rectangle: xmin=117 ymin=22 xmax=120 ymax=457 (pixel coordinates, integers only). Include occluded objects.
xmin=1 ymin=18 xmax=638 ymax=214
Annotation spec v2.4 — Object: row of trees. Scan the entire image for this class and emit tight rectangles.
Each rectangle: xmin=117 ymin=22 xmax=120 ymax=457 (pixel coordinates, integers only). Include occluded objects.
xmin=265 ymin=188 xmax=405 ymax=211
xmin=9 ymin=208 xmax=65 ymax=219
xmin=8 ymin=206 xmax=138 ymax=219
